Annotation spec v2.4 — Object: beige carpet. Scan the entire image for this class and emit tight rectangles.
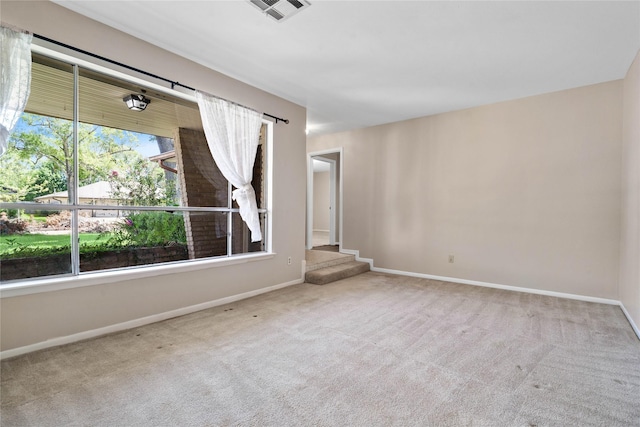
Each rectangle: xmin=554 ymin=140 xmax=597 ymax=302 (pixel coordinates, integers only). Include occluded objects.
xmin=2 ymin=272 xmax=639 ymax=426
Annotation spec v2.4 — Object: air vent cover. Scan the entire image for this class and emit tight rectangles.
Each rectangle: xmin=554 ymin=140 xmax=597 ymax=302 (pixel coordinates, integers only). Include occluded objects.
xmin=249 ymin=0 xmax=311 ymax=22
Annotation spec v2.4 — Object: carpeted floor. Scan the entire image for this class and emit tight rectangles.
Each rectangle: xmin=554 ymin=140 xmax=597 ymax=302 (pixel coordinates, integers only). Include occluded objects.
xmin=2 ymin=272 xmax=639 ymax=426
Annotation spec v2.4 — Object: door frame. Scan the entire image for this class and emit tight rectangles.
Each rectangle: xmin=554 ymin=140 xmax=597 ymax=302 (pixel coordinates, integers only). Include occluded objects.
xmin=307 ymin=148 xmax=343 ymax=250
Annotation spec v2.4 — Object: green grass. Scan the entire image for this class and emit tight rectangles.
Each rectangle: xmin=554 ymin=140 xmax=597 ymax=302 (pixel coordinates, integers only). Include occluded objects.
xmin=1 ymin=212 xmax=187 ymax=260
xmin=0 ymin=233 xmax=106 ymax=257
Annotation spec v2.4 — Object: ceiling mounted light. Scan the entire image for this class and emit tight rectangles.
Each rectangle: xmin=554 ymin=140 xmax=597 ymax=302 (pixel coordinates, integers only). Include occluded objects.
xmin=123 ymin=94 xmax=150 ymax=111
xmin=248 ymin=0 xmax=311 ymax=22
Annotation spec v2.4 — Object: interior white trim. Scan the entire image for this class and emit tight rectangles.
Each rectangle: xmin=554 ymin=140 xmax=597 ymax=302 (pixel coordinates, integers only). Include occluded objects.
xmin=372 ymin=265 xmax=620 ymax=305
xmin=337 ymin=150 xmax=344 ymax=251
xmin=0 ymin=277 xmax=304 ymax=360
xmin=619 ymin=303 xmax=640 ymax=340
xmin=324 ymin=158 xmax=337 ymax=245
xmin=312 ymin=157 xmax=338 ymax=246
xmin=340 ymin=249 xmax=373 ymax=269
xmin=265 ymin=121 xmax=274 ymax=254
xmin=306 ymin=148 xmax=343 ymax=250
xmin=306 ymin=154 xmax=313 ymax=250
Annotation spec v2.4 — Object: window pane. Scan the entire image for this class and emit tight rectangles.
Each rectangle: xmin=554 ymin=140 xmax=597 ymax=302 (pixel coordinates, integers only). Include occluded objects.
xmin=232 ymin=212 xmax=265 ymax=255
xmin=176 ymin=128 xmax=228 ymax=208
xmin=1 ymin=56 xmax=75 ymax=208
xmin=254 ymin=136 xmax=266 ymax=210
xmin=184 ymin=211 xmax=228 ymax=259
xmin=0 ymin=209 xmax=72 ymax=281
xmin=78 ymin=68 xmax=182 ymax=208
xmin=78 ymin=209 xmax=188 ymax=273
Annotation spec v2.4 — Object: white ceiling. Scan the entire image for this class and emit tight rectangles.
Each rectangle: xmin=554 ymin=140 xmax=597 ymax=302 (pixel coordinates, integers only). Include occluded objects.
xmin=54 ymin=1 xmax=640 ymax=137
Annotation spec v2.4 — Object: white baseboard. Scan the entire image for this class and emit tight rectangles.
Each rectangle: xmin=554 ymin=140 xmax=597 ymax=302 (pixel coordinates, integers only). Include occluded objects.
xmin=0 ymin=278 xmax=304 ymax=360
xmin=342 ymin=247 xmax=639 ymax=340
xmin=619 ymin=302 xmax=640 ymax=340
xmin=340 ymin=249 xmax=374 ymax=269
xmin=371 ymin=265 xmax=619 ymax=305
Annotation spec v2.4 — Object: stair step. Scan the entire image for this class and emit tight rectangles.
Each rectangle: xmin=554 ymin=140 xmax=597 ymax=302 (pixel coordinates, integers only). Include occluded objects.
xmin=305 ymin=250 xmax=354 ymax=272
xmin=305 ymin=260 xmax=370 ymax=285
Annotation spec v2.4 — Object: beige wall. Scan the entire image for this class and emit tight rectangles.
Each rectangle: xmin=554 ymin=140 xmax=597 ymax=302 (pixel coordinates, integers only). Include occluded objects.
xmin=308 ymin=81 xmax=623 ymax=299
xmin=313 ymin=171 xmax=330 ymax=231
xmin=620 ymin=49 xmax=640 ymax=328
xmin=1 ymin=1 xmax=306 ymax=352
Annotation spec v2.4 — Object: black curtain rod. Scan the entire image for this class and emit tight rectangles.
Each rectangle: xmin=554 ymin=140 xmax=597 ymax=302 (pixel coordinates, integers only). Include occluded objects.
xmin=33 ymin=33 xmax=289 ymax=124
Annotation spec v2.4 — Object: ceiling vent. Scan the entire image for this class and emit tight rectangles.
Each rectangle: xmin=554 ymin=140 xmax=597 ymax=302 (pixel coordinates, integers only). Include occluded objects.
xmin=249 ymin=0 xmax=311 ymax=22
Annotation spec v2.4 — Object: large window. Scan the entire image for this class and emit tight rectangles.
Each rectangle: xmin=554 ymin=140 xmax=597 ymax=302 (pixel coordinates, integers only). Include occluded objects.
xmin=0 ymin=52 xmax=269 ymax=283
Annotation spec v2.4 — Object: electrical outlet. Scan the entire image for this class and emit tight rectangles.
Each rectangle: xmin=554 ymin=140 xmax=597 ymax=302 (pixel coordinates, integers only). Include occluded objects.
xmin=287 ymin=256 xmax=292 ymax=265
xmin=448 ymin=255 xmax=454 ymax=263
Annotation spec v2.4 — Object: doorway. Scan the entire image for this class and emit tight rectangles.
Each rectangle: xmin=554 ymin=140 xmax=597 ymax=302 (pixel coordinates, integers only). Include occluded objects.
xmin=307 ymin=149 xmax=342 ymax=250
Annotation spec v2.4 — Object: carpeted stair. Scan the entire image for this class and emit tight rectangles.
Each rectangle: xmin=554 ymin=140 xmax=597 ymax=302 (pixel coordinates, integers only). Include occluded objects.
xmin=305 ymin=255 xmax=370 ymax=285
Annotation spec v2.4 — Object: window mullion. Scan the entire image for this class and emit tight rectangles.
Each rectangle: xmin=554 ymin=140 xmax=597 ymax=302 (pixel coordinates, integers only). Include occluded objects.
xmin=227 ymin=182 xmax=233 ymax=256
xmin=71 ymin=64 xmax=80 ymax=276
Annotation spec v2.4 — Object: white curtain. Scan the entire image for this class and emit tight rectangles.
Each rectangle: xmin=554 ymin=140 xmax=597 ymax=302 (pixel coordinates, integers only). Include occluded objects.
xmin=0 ymin=26 xmax=32 ymax=156
xmin=195 ymin=90 xmax=264 ymax=242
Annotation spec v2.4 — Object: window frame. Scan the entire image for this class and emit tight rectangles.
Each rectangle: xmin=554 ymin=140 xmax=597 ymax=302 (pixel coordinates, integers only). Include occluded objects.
xmin=0 ymin=44 xmax=274 ymax=293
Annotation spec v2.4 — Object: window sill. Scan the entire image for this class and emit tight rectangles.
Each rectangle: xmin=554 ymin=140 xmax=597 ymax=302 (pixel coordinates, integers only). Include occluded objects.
xmin=0 ymin=252 xmax=276 ymax=298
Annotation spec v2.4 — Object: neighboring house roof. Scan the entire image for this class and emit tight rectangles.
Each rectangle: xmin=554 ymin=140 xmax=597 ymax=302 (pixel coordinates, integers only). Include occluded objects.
xmin=148 ymin=150 xmax=176 ymax=164
xmin=34 ymin=181 xmax=115 ymax=201
xmin=149 ymin=150 xmax=178 ymax=174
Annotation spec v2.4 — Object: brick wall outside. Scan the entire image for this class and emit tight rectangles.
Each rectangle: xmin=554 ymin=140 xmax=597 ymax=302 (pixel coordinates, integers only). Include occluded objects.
xmin=175 ymin=128 xmax=264 ymax=259
xmin=0 ymin=245 xmax=188 ymax=281
xmin=175 ymin=128 xmax=228 ymax=259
